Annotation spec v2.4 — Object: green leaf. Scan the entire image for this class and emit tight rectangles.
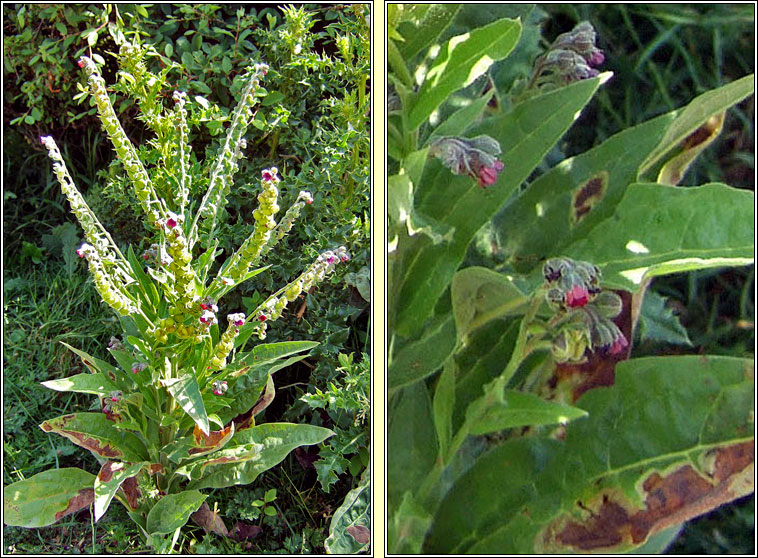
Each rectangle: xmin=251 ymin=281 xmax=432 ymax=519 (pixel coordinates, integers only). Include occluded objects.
xmin=387 ymin=383 xmax=438 ymax=512
xmin=127 ymin=246 xmax=160 ymax=307
xmin=637 ymin=290 xmax=692 ymax=346
xmin=162 ymin=374 xmax=209 ymax=436
xmin=94 ymin=461 xmax=145 ymax=521
xmin=564 ymin=183 xmax=754 ymax=291
xmin=234 ymin=339 xmax=319 ymax=363
xmin=395 ymin=74 xmax=609 ymax=336
xmin=432 ymin=359 xmax=456 ymax=459
xmin=40 ymin=412 xmax=148 ymax=462
xmin=450 ymin=266 xmax=531 ymax=340
xmin=188 ymin=423 xmax=333 ymax=490
xmin=427 ymin=88 xmax=495 ymax=140
xmin=388 ymin=172 xmax=455 ymax=246
xmin=388 ymin=491 xmax=435 ymax=554
xmin=324 ymin=469 xmax=370 ymax=554
xmin=431 ymin=355 xmax=754 ymax=553
xmin=640 ymin=74 xmax=754 ymax=177
xmin=492 ymin=111 xmax=676 ymax=274
xmin=389 ymin=314 xmax=456 ymax=390
xmin=146 ymin=491 xmax=207 ymax=535
xmin=395 ymin=4 xmax=461 ymax=61
xmin=41 ymin=372 xmax=119 ymax=396
xmin=657 ymin=112 xmax=724 ymax=185
xmin=3 ymin=468 xmax=96 ymax=528
xmin=408 ymin=18 xmax=522 ymax=130
xmin=467 ymin=390 xmax=588 ymax=435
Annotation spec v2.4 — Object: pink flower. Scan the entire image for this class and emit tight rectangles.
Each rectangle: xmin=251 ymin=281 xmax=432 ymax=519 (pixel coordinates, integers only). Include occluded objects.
xmin=261 ymin=168 xmax=279 ymax=182
xmin=199 ymin=310 xmax=217 ymax=325
xmin=477 ymin=160 xmax=505 ymax=188
xmin=608 ymin=333 xmax=629 ymax=356
xmin=166 ymin=217 xmax=178 ymax=229
xmin=228 ymin=313 xmax=246 ymax=327
xmin=565 ymin=284 xmax=590 ymax=308
xmin=258 ymin=314 xmax=267 ymax=322
xmin=587 ymin=49 xmax=605 ymax=67
xmin=77 ymin=59 xmax=84 ymax=69
xmin=131 ymin=362 xmax=147 ymax=374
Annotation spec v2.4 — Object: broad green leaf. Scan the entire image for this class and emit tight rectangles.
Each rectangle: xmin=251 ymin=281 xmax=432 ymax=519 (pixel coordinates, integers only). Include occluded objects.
xmin=94 ymin=461 xmax=145 ymax=521
xmin=434 ymin=355 xmax=753 ymax=553
xmin=188 ymin=423 xmax=334 ymax=490
xmin=432 ymin=359 xmax=457 ymax=459
xmin=389 ymin=491 xmax=434 ymax=554
xmin=640 ymin=74 xmax=754 ymax=176
xmin=387 ymin=383 xmax=438 ymax=512
xmin=396 ymin=4 xmax=461 ymax=61
xmin=408 ymin=18 xmax=522 ymax=130
xmin=564 ymin=183 xmax=754 ymax=291
xmin=146 ymin=490 xmax=206 ymax=535
xmin=467 ymin=390 xmax=588 ymax=435
xmin=388 ymin=172 xmax=454 ymax=245
xmin=40 ymin=412 xmax=148 ymax=462
xmin=177 ymin=442 xmax=264 ymax=481
xmin=42 ymin=372 xmax=119 ymax=396
xmin=324 ymin=469 xmax=370 ymax=554
xmin=637 ymin=290 xmax=692 ymax=346
xmin=450 ymin=266 xmax=531 ymax=340
xmin=3 ymin=468 xmax=96 ymax=528
xmin=395 ymin=73 xmax=610 ymax=336
xmin=388 ymin=314 xmax=456 ymax=390
xmin=162 ymin=374 xmax=209 ymax=436
xmin=492 ymin=111 xmax=676 ymax=274
xmin=234 ymin=339 xmax=318 ymax=364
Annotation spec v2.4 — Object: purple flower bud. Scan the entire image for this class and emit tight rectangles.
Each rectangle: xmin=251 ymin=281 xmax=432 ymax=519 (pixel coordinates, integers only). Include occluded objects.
xmin=131 ymin=362 xmax=147 ymax=374
xmin=477 ymin=160 xmax=505 ymax=188
xmin=261 ymin=168 xmax=279 ymax=182
xmin=565 ymin=284 xmax=590 ymax=308
xmin=199 ymin=310 xmax=217 ymax=325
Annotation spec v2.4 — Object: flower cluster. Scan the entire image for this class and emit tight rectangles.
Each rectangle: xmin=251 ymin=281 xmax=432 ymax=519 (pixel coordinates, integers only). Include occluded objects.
xmin=543 ymin=257 xmax=628 ymax=363
xmin=76 ymin=243 xmax=136 ymax=316
xmin=172 ymin=90 xmax=191 ymax=215
xmin=262 ymin=190 xmax=313 ymax=257
xmin=218 ymin=168 xmax=281 ymax=283
xmin=527 ymin=21 xmax=605 ymax=90
xmin=192 ymin=63 xmax=269 ymax=247
xmin=78 ymin=56 xmax=168 ymax=225
xmin=429 ymin=135 xmax=505 ymax=188
xmin=251 ymin=247 xmax=350 ymax=340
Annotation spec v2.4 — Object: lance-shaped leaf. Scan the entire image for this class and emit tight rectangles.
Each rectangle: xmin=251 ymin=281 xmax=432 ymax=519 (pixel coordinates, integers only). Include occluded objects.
xmin=146 ymin=490 xmax=207 ymax=535
xmin=233 ymin=339 xmax=318 ymax=364
xmin=42 ymin=372 xmax=119 ymax=396
xmin=188 ymin=423 xmax=334 ymax=490
xmin=40 ymin=412 xmax=148 ymax=462
xmin=162 ymin=374 xmax=209 ymax=436
xmin=639 ymin=73 xmax=754 ymax=176
xmin=389 ymin=314 xmax=456 ymax=390
xmin=388 ymin=383 xmax=438 ymax=512
xmin=94 ymin=461 xmax=145 ymax=521
xmin=325 ymin=469 xmax=371 ymax=554
xmin=395 ymin=73 xmax=610 ymax=336
xmin=177 ymin=442 xmax=264 ymax=482
xmin=3 ymin=468 xmax=96 ymax=528
xmin=394 ymin=4 xmax=461 ymax=61
xmin=408 ymin=18 xmax=522 ymax=130
xmin=564 ymin=182 xmax=754 ymax=291
xmin=428 ymin=355 xmax=754 ymax=554
xmin=467 ymin=390 xmax=588 ymax=436
xmin=389 ymin=491 xmax=435 ymax=554
xmin=657 ymin=112 xmax=724 ymax=185
xmin=60 ymin=341 xmax=130 ymax=390
xmin=492 ymin=111 xmax=676 ymax=274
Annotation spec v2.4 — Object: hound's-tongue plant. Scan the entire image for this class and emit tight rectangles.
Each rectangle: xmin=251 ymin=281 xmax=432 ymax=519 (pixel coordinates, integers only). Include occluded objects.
xmin=4 ymin=45 xmax=348 ymax=553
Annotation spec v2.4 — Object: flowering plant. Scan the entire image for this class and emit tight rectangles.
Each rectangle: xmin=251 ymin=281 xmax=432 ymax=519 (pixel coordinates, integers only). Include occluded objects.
xmin=388 ymin=6 xmax=753 ymax=554
xmin=3 ymin=44 xmax=350 ymax=553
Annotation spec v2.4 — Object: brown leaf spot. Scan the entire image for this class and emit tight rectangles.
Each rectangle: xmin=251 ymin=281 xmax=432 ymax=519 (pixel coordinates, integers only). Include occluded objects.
xmin=543 ymin=443 xmax=754 ymax=552
xmin=54 ymin=488 xmax=94 ymax=521
xmin=148 ymin=463 xmax=163 ymax=476
xmin=251 ymin=375 xmax=275 ymax=417
xmin=571 ymin=171 xmax=608 ymax=225
xmin=346 ymin=525 xmax=370 ymax=544
xmin=120 ymin=476 xmax=140 ymax=510
xmin=97 ymin=461 xmax=124 ymax=483
xmin=191 ymin=424 xmax=233 ymax=452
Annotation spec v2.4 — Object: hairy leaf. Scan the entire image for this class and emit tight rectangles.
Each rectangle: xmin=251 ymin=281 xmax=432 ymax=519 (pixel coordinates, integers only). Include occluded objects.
xmin=146 ymin=491 xmax=207 ymax=535
xmin=324 ymin=469 xmax=370 ymax=554
xmin=162 ymin=374 xmax=209 ymax=436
